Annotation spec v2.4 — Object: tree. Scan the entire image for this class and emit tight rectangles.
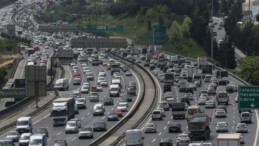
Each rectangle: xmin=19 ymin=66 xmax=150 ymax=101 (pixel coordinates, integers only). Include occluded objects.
xmin=239 ymin=57 xmax=259 ymax=85
xmin=168 ymin=21 xmax=183 ymax=43
xmin=181 ymin=16 xmax=192 ymax=38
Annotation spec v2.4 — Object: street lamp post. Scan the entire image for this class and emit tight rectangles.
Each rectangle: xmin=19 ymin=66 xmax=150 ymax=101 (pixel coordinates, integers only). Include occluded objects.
xmin=211 ymin=0 xmax=214 ymax=60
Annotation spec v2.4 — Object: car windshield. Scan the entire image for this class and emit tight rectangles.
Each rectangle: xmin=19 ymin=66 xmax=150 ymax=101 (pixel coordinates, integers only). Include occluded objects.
xmin=77 ymin=99 xmax=85 ymax=102
xmin=17 ymin=121 xmax=29 ymax=125
xmin=67 ymin=122 xmax=76 ymax=126
xmin=29 ymin=139 xmax=42 ymax=145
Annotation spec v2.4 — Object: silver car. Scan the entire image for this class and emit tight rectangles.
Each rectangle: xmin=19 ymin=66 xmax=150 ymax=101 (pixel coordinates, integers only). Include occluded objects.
xmin=89 ymin=92 xmax=99 ymax=102
xmin=19 ymin=133 xmax=31 ymax=146
xmin=205 ymin=100 xmax=216 ymax=108
xmin=76 ymin=98 xmax=86 ymax=109
xmin=5 ymin=131 xmax=20 ymax=142
xmin=116 ymin=102 xmax=128 ymax=112
xmin=65 ymin=121 xmax=79 ymax=134
xmin=176 ymin=133 xmax=190 ymax=146
xmin=78 ymin=127 xmax=93 ymax=139
xmin=236 ymin=123 xmax=248 ymax=133
xmin=215 ymin=109 xmax=227 ymax=118
xmin=216 ymin=122 xmax=228 ymax=132
xmin=144 ymin=123 xmax=156 ymax=133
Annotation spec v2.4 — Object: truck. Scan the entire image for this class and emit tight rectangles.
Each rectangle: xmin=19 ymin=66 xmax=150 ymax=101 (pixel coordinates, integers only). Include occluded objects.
xmin=54 ymin=78 xmax=69 ymax=91
xmin=111 ymin=78 xmax=121 ymax=87
xmin=187 ymin=113 xmax=210 ymax=140
xmin=164 ymin=73 xmax=174 ymax=85
xmin=202 ymin=64 xmax=213 ymax=74
xmin=216 ymin=70 xmax=228 ymax=78
xmin=171 ymin=102 xmax=186 ymax=119
xmin=111 ymin=62 xmax=120 ymax=75
xmin=51 ymin=98 xmax=75 ymax=126
xmin=217 ymin=133 xmax=241 ymax=146
xmin=187 ymin=66 xmax=198 ymax=82
xmin=197 ymin=57 xmax=208 ymax=68
xmin=216 ymin=87 xmax=229 ymax=105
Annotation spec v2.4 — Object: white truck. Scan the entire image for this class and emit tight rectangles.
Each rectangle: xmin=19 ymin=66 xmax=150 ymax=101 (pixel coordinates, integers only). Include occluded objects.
xmin=54 ymin=78 xmax=69 ymax=91
xmin=51 ymin=98 xmax=75 ymax=126
xmin=111 ymin=78 xmax=121 ymax=87
xmin=125 ymin=129 xmax=144 ymax=146
xmin=187 ymin=66 xmax=198 ymax=82
xmin=109 ymin=84 xmax=120 ymax=97
xmin=217 ymin=133 xmax=240 ymax=146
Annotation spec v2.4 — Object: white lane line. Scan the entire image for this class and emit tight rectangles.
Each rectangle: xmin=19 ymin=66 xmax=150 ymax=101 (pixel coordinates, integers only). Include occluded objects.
xmin=47 ymin=138 xmax=52 ymax=141
xmin=152 ymin=138 xmax=156 ymax=142
xmin=141 ymin=127 xmax=145 ymax=131
xmin=71 ymin=137 xmax=77 ymax=141
xmin=158 ymin=132 xmax=162 ymax=135
xmin=164 ymin=126 xmax=166 ymax=130
xmin=102 ymin=116 xmax=105 ymax=120
xmin=253 ymin=110 xmax=259 ymax=146
xmin=33 ymin=114 xmax=50 ymax=124
xmin=87 ymin=113 xmax=90 ymax=115
xmin=167 ymin=121 xmax=170 ymax=124
xmin=170 ymin=116 xmax=173 ymax=119
xmin=81 ymin=117 xmax=85 ymax=120
xmin=57 ymin=132 xmax=62 ymax=136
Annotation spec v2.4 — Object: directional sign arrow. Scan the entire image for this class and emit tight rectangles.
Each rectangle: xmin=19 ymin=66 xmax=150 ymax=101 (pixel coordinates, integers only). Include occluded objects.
xmin=250 ymin=103 xmax=255 ymax=108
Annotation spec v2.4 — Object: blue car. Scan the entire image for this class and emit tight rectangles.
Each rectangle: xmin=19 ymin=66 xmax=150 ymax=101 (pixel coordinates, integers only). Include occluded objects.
xmin=107 ymin=112 xmax=119 ymax=121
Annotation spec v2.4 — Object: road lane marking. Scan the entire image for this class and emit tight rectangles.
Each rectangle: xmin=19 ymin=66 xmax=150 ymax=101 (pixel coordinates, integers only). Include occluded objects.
xmin=71 ymin=137 xmax=77 ymax=141
xmin=87 ymin=113 xmax=90 ymax=115
xmin=33 ymin=114 xmax=50 ymax=124
xmin=158 ymin=132 xmax=161 ymax=135
xmin=47 ymin=138 xmax=52 ymax=141
xmin=152 ymin=138 xmax=156 ymax=142
xmin=141 ymin=127 xmax=145 ymax=131
xmin=167 ymin=121 xmax=170 ymax=124
xmin=170 ymin=116 xmax=173 ymax=119
xmin=81 ymin=117 xmax=85 ymax=120
xmin=164 ymin=126 xmax=166 ymax=130
xmin=102 ymin=116 xmax=105 ymax=119
xmin=67 ymin=66 xmax=72 ymax=84
xmin=57 ymin=132 xmax=62 ymax=136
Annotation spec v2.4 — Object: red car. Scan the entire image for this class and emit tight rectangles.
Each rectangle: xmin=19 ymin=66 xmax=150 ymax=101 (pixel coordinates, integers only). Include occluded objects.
xmin=116 ymin=109 xmax=123 ymax=117
xmin=73 ymin=71 xmax=81 ymax=77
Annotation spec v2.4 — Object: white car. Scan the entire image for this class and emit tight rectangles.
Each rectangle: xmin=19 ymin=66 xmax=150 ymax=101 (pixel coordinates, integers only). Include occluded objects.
xmin=236 ymin=123 xmax=248 ymax=133
xmin=80 ymin=85 xmax=89 ymax=93
xmin=117 ymin=102 xmax=128 ymax=112
xmin=215 ymin=109 xmax=227 ymax=118
xmin=97 ymin=76 xmax=106 ymax=85
xmin=176 ymin=133 xmax=190 ymax=146
xmin=70 ymin=118 xmax=81 ymax=128
xmin=198 ymin=97 xmax=207 ymax=105
xmin=216 ymin=122 xmax=228 ymax=132
xmin=100 ymin=80 xmax=108 ymax=86
xmin=75 ymin=98 xmax=86 ymax=109
xmin=144 ymin=123 xmax=156 ymax=133
xmin=65 ymin=121 xmax=79 ymax=134
xmin=98 ymin=71 xmax=106 ymax=77
xmin=19 ymin=133 xmax=31 ymax=146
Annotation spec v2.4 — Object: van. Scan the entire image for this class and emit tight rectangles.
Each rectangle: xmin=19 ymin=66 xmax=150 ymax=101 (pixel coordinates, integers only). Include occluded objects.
xmin=29 ymin=134 xmax=47 ymax=146
xmin=109 ymin=84 xmax=120 ymax=97
xmin=240 ymin=112 xmax=252 ymax=123
xmin=186 ymin=105 xmax=202 ymax=120
xmin=93 ymin=103 xmax=105 ymax=116
xmin=216 ymin=90 xmax=229 ymax=105
xmin=204 ymin=75 xmax=212 ymax=83
xmin=54 ymin=78 xmax=69 ymax=91
xmin=125 ymin=129 xmax=144 ymax=146
xmin=16 ymin=117 xmax=33 ymax=133
xmin=152 ymin=110 xmax=163 ymax=120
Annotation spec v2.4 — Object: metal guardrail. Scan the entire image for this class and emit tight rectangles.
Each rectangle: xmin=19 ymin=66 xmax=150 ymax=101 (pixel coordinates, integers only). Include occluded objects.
xmin=9 ymin=55 xmax=24 ymax=78
xmin=89 ymin=53 xmax=159 ymax=146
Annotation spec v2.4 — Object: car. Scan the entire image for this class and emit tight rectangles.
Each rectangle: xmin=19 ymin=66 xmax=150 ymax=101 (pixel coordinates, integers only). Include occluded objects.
xmin=33 ymin=128 xmax=48 ymax=137
xmin=240 ymin=134 xmax=245 ymax=144
xmin=107 ymin=112 xmax=119 ymax=121
xmin=176 ymin=133 xmax=190 ymax=146
xmin=97 ymin=76 xmax=106 ymax=85
xmin=80 ymin=85 xmax=89 ymax=93
xmin=159 ymin=101 xmax=170 ymax=111
xmin=215 ymin=109 xmax=227 ymax=118
xmin=18 ymin=133 xmax=31 ymax=146
xmin=75 ymin=98 xmax=86 ymax=109
xmin=54 ymin=140 xmax=68 ymax=146
xmin=115 ymin=109 xmax=123 ymax=117
xmin=96 ymin=85 xmax=103 ymax=91
xmin=92 ymin=121 xmax=107 ymax=132
xmin=207 ymin=87 xmax=216 ymax=95
xmin=127 ymin=87 xmax=136 ymax=95
xmin=89 ymin=92 xmax=99 ymax=102
xmin=168 ymin=122 xmax=182 ymax=133
xmin=86 ymin=73 xmax=94 ymax=80
xmin=73 ymin=77 xmax=81 ymax=85
xmin=78 ymin=127 xmax=93 ymax=139
xmin=100 ymin=81 xmax=108 ymax=86
xmin=144 ymin=123 xmax=157 ymax=133
xmin=5 ymin=131 xmax=20 ymax=142
xmin=70 ymin=118 xmax=81 ymax=128
xmin=117 ymin=101 xmax=128 ymax=112
xmin=98 ymin=71 xmax=106 ymax=77
xmin=205 ymin=100 xmax=216 ymax=108
xmin=159 ymin=138 xmax=173 ymax=146
xmin=217 ymin=105 xmax=227 ymax=113
xmin=236 ymin=123 xmax=248 ymax=133
xmin=216 ymin=122 xmax=228 ymax=132
xmin=198 ymin=96 xmax=207 ymax=105
xmin=125 ymin=71 xmax=132 ymax=76
xmin=65 ymin=121 xmax=79 ymax=134
xmin=163 ymin=92 xmax=173 ymax=99
xmin=73 ymin=71 xmax=81 ymax=77
xmin=72 ymin=90 xmax=81 ymax=98
xmin=103 ymin=97 xmax=114 ymax=105
xmin=226 ymin=82 xmax=238 ymax=93
xmin=184 ymin=93 xmax=193 ymax=100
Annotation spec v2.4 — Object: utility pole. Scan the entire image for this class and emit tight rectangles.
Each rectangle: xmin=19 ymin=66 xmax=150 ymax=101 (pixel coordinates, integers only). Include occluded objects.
xmin=211 ymin=0 xmax=214 ymax=60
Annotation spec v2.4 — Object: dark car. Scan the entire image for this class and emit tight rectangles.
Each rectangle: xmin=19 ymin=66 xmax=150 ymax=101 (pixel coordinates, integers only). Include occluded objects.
xmin=0 ymin=139 xmax=14 ymax=146
xmin=54 ymin=140 xmax=67 ymax=146
xmin=159 ymin=138 xmax=173 ymax=146
xmin=103 ymin=97 xmax=114 ymax=105
xmin=92 ymin=121 xmax=107 ymax=132
xmin=121 ymin=66 xmax=128 ymax=72
xmin=163 ymin=83 xmax=171 ymax=92
xmin=168 ymin=122 xmax=182 ymax=133
xmin=144 ymin=62 xmax=149 ymax=67
xmin=126 ymin=96 xmax=133 ymax=102
xmin=107 ymin=112 xmax=119 ymax=121
xmin=127 ymin=87 xmax=136 ymax=96
xmin=34 ymin=128 xmax=49 ymax=137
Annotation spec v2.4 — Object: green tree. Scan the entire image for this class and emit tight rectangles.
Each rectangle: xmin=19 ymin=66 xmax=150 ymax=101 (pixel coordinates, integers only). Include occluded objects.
xmin=168 ymin=21 xmax=183 ymax=43
xmin=239 ymin=57 xmax=259 ymax=85
xmin=181 ymin=16 xmax=192 ymax=37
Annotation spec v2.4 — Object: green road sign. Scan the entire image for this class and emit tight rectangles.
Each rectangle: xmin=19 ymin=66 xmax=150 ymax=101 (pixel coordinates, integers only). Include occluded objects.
xmin=153 ymin=25 xmax=167 ymax=45
xmin=85 ymin=24 xmax=123 ymax=32
xmin=238 ymin=86 xmax=259 ymax=109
